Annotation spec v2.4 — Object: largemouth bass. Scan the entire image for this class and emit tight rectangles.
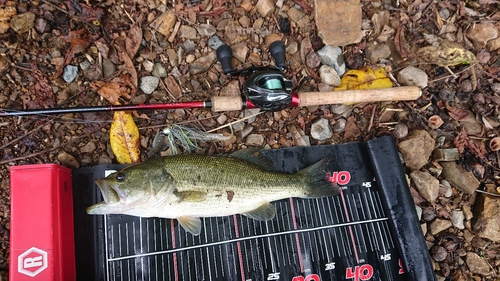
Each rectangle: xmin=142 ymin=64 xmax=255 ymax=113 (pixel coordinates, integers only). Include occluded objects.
xmin=87 ymin=149 xmax=339 ymax=235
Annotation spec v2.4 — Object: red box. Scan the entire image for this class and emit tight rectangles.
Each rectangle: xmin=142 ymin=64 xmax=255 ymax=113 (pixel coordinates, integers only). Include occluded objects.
xmin=9 ymin=164 xmax=75 ymax=281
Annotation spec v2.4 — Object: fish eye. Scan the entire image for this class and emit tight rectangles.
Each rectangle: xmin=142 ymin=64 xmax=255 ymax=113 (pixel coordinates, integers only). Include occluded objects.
xmin=116 ymin=172 xmax=126 ymax=182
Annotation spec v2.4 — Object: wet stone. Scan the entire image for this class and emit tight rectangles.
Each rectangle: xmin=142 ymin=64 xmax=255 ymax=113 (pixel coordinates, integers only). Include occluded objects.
xmin=397 ymin=66 xmax=428 ymax=88
xmin=441 ymin=162 xmax=479 ymax=194
xmin=317 ymin=46 xmax=346 ymax=76
xmin=140 ymin=76 xmax=160 ymax=94
xmin=311 ymin=118 xmax=332 ymax=140
xmin=10 ymin=12 xmax=35 ymax=34
xmin=429 ymin=218 xmax=452 ymax=235
xmin=246 ymin=134 xmax=265 ymax=146
xmin=410 ymin=170 xmax=439 ymax=204
xmin=63 ymin=65 xmax=78 ymax=83
xmin=397 ymin=130 xmax=435 ymax=170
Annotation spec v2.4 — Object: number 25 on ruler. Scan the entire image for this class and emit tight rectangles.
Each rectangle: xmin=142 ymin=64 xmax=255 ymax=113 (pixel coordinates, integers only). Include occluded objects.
xmin=346 ymin=264 xmax=373 ymax=281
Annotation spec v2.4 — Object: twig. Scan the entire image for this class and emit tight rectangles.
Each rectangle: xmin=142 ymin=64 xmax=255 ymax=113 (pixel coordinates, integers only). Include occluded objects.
xmin=428 ymin=63 xmax=477 ymax=83
xmin=475 ymin=189 xmax=500 ymax=197
xmin=0 ymin=120 xmax=52 ymax=151
xmin=207 ymin=112 xmax=263 ymax=133
xmin=367 ymin=104 xmax=377 ymax=132
xmin=0 ymin=145 xmax=61 ymax=165
xmin=40 ymin=0 xmax=96 ymax=29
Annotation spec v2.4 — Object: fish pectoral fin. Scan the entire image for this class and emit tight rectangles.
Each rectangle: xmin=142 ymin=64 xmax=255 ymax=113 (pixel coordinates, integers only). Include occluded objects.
xmin=242 ymin=202 xmax=276 ymax=221
xmin=177 ymin=216 xmax=202 ymax=236
xmin=173 ymin=190 xmax=207 ymax=202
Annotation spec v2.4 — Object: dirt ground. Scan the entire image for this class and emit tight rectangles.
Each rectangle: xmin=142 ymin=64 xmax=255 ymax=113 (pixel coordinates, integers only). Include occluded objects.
xmin=1 ymin=0 xmax=500 ymax=280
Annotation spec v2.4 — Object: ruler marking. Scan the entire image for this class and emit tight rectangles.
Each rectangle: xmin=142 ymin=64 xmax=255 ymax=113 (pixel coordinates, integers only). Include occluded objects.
xmin=170 ymin=219 xmax=179 ymax=281
xmin=340 ymin=189 xmax=360 ymax=263
xmin=360 ymin=192 xmax=375 ymax=251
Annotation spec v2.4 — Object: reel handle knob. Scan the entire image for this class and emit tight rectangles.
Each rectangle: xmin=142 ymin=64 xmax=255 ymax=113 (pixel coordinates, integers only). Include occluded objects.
xmin=269 ymin=41 xmax=286 ymax=70
xmin=216 ymin=44 xmax=233 ymax=74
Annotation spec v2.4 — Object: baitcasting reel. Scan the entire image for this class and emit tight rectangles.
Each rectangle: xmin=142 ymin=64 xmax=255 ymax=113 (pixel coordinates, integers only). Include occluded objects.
xmin=216 ymin=41 xmax=293 ymax=111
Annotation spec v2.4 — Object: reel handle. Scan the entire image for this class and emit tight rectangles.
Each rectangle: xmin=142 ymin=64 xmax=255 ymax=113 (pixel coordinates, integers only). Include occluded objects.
xmin=211 ymin=86 xmax=421 ymax=112
xmin=269 ymin=41 xmax=286 ymax=70
xmin=216 ymin=44 xmax=233 ymax=74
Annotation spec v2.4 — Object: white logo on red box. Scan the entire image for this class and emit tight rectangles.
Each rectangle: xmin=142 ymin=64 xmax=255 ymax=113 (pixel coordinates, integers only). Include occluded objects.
xmin=18 ymin=247 xmax=48 ymax=277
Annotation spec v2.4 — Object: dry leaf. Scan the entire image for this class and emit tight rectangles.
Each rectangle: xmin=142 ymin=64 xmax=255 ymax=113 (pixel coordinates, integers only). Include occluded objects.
xmin=110 ymin=111 xmax=140 ymax=164
xmin=334 ymin=67 xmax=393 ymax=91
xmin=56 ymin=29 xmax=99 ymax=77
xmin=445 ymin=102 xmax=469 ymax=121
xmin=90 ymin=80 xmax=132 ymax=105
xmin=416 ymin=40 xmax=477 ymax=66
xmin=24 ymin=63 xmax=55 ymax=109
xmin=125 ymin=23 xmax=142 ymax=59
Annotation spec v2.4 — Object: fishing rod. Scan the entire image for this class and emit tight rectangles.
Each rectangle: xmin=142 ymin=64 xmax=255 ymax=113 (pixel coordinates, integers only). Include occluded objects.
xmin=0 ymin=41 xmax=422 ymax=117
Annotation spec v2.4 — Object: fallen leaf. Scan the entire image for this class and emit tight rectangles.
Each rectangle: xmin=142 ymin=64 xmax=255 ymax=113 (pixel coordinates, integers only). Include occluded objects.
xmin=110 ymin=111 xmax=140 ymax=164
xmin=454 ymin=127 xmax=487 ymax=161
xmin=90 ymin=79 xmax=131 ymax=105
xmin=334 ymin=67 xmax=393 ymax=91
xmin=416 ymin=40 xmax=477 ymax=66
xmin=445 ymin=102 xmax=469 ymax=121
xmin=56 ymin=29 xmax=99 ymax=77
xmin=125 ymin=23 xmax=142 ymax=59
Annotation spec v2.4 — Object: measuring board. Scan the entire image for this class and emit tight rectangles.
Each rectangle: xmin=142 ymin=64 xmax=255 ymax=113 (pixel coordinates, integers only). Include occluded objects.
xmin=72 ymin=136 xmax=436 ymax=281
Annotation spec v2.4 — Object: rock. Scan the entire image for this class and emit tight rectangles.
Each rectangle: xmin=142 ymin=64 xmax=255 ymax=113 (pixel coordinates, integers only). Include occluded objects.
xmin=440 ymin=162 xmax=480 ymax=194
xmin=220 ymin=80 xmax=240 ymax=96
xmin=397 ymin=66 xmax=428 ymax=88
xmin=195 ymin=23 xmax=216 ymax=37
xmin=314 ymin=0 xmax=363 ymax=46
xmin=429 ymin=218 xmax=452 ymax=235
xmin=152 ymin=63 xmax=168 ymax=78
xmin=410 ymin=170 xmax=439 ymax=203
xmin=451 ymin=210 xmax=465 ymax=229
xmin=286 ymin=41 xmax=298 ymax=54
xmin=488 ymin=36 xmax=500 ymax=51
xmin=231 ymin=42 xmax=249 ymax=63
xmin=63 ymin=65 xmax=78 ymax=83
xmin=286 ymin=7 xmax=310 ymax=30
xmin=288 ymin=125 xmax=309 ymax=146
xmin=255 ymin=0 xmax=275 ymax=17
xmin=166 ymin=49 xmax=178 ymax=66
xmin=217 ymin=114 xmax=227 ymax=124
xmin=460 ymin=113 xmax=482 ymax=136
xmin=467 ymin=22 xmax=498 ymax=46
xmin=393 ymin=123 xmax=408 ymax=139
xmin=79 ymin=60 xmax=91 ymax=71
xmin=415 ymin=205 xmax=422 ymax=220
xmin=466 ymin=252 xmax=494 ymax=276
xmin=246 ymin=134 xmax=265 ymax=146
xmin=81 ymin=141 xmax=96 ymax=153
xmin=84 ymin=64 xmax=102 ymax=80
xmin=333 ymin=118 xmax=347 ymax=133
xmin=397 ymin=130 xmax=435 ymax=170
xmin=431 ymin=245 xmax=447 ymax=262
xmin=34 ymin=17 xmax=49 ymax=34
xmin=10 ymin=12 xmax=35 ymax=34
xmin=98 ymin=154 xmax=112 ymax=164
xmin=102 ymin=58 xmax=116 ymax=77
xmin=57 ymin=152 xmax=80 ymax=168
xmin=243 ymin=108 xmax=261 ymax=123
xmin=319 ymin=65 xmax=341 ymax=86
xmin=240 ymin=126 xmax=254 ymax=138
xmin=311 ymin=118 xmax=332 ymax=140
xmin=181 ymin=40 xmax=196 ymax=52
xmin=232 ymin=121 xmax=245 ymax=132
xmin=317 ymin=46 xmax=346 ymax=76
xmin=189 ymin=52 xmax=216 ymax=75
xmin=143 ymin=60 xmax=154 ymax=72
xmin=150 ymin=10 xmax=176 ymax=37
xmin=306 ymin=51 xmax=321 ymax=68
xmin=433 ymin=148 xmax=460 ymax=162
xmin=140 ymin=76 xmax=160 ymax=94
xmin=472 ymin=184 xmax=500 ymax=242
xmin=180 ymin=25 xmax=197 ymax=39
xmin=365 ymin=41 xmax=391 ymax=63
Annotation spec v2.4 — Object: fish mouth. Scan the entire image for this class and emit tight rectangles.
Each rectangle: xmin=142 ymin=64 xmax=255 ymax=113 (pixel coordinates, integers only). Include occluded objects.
xmin=86 ymin=179 xmax=120 ymax=215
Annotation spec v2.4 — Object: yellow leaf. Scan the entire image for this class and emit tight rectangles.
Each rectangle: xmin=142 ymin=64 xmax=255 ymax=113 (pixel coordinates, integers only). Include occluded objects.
xmin=416 ymin=40 xmax=477 ymax=66
xmin=110 ymin=111 xmax=140 ymax=164
xmin=334 ymin=67 xmax=393 ymax=91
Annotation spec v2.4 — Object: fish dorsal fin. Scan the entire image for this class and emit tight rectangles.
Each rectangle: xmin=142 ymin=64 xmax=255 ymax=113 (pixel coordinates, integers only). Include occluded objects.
xmin=229 ymin=148 xmax=274 ymax=171
xmin=241 ymin=202 xmax=276 ymax=221
xmin=177 ymin=216 xmax=202 ymax=235
xmin=173 ymin=190 xmax=207 ymax=202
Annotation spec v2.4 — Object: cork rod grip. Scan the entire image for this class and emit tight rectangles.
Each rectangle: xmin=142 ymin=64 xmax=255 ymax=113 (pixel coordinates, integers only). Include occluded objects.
xmin=297 ymin=86 xmax=421 ymax=107
xmin=211 ymin=96 xmax=244 ymax=112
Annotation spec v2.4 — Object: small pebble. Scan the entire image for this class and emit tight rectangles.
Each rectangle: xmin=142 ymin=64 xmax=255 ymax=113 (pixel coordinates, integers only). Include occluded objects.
xmin=333 ymin=118 xmax=347 ymax=133
xmin=79 ymin=61 xmax=91 ymax=71
xmin=240 ymin=126 xmax=254 ymax=138
xmin=431 ymin=246 xmax=448 ymax=262
xmin=63 ymin=65 xmax=78 ymax=83
xmin=181 ymin=40 xmax=196 ymax=52
xmin=451 ymin=210 xmax=465 ymax=229
xmin=306 ymin=51 xmax=321 ymax=68
xmin=317 ymin=45 xmax=346 ymax=76
xmin=140 ymin=76 xmax=160 ymax=94
xmin=143 ymin=60 xmax=154 ymax=72
xmin=152 ymin=63 xmax=168 ymax=78
xmin=311 ymin=118 xmax=332 ymax=140
xmin=319 ymin=65 xmax=341 ymax=86
xmin=439 ymin=8 xmax=451 ymax=20
xmin=255 ymin=0 xmax=275 ymax=17
xmin=246 ymin=134 xmax=265 ymax=146
xmin=208 ymin=35 xmax=225 ymax=50
xmin=217 ymin=114 xmax=227 ymax=124
xmin=393 ymin=123 xmax=408 ymax=139
xmin=397 ymin=66 xmax=428 ymax=88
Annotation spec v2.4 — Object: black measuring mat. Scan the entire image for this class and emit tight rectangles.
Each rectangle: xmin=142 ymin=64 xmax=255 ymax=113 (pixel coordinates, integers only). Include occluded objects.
xmin=72 ymin=136 xmax=435 ymax=281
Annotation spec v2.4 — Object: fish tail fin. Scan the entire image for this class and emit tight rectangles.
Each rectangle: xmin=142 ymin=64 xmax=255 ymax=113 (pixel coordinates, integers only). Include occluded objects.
xmin=299 ymin=159 xmax=339 ymax=198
